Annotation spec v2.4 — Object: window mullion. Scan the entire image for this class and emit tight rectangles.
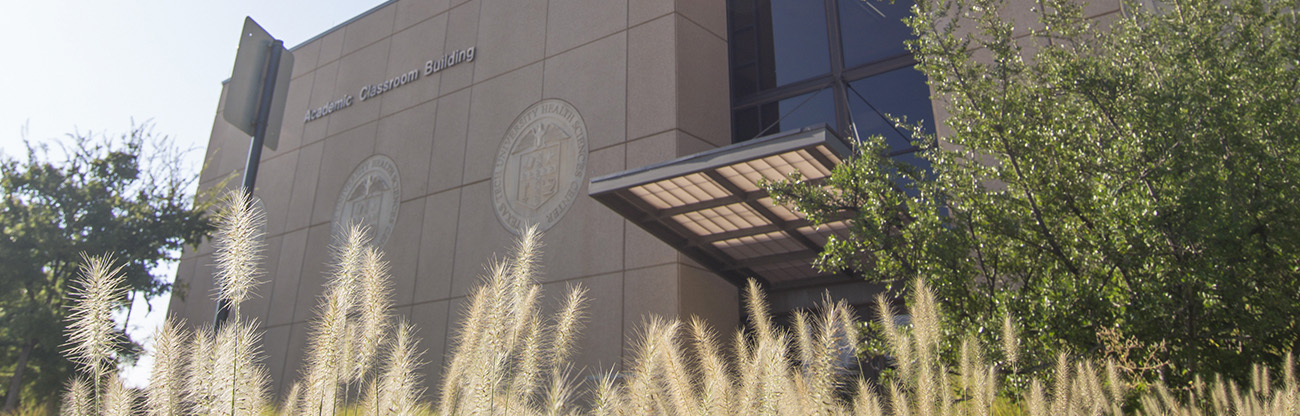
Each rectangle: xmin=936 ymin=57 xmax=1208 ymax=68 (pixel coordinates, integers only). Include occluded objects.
xmin=732 ymin=75 xmax=835 ymax=110
xmin=825 ymin=0 xmax=852 ymax=137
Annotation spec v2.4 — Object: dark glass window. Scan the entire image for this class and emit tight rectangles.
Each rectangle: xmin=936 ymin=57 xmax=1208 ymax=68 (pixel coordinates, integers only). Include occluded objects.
xmin=730 ymin=0 xmax=832 ymax=97
xmin=846 ymin=66 xmax=933 ymax=154
xmin=727 ymin=0 xmax=933 ymax=148
xmin=838 ymin=0 xmax=915 ymax=67
xmin=735 ymin=88 xmax=838 ymax=140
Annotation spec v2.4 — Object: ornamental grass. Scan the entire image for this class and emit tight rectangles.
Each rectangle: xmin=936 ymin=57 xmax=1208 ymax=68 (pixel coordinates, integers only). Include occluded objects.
xmin=54 ymin=191 xmax=1298 ymax=415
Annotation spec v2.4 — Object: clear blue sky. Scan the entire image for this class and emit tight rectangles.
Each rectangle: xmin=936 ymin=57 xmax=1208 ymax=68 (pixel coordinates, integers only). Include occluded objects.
xmin=0 ymin=1 xmax=387 ymax=158
xmin=0 ymin=0 xmax=387 ymax=387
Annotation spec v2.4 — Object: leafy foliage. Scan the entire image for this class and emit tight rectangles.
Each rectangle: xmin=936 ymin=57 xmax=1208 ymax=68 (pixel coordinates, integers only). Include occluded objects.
xmin=765 ymin=0 xmax=1300 ymax=382
xmin=0 ymin=124 xmax=216 ymax=408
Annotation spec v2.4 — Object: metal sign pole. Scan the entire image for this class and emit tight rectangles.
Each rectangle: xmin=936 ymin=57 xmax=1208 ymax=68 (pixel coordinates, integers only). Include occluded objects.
xmin=214 ymin=39 xmax=284 ymax=330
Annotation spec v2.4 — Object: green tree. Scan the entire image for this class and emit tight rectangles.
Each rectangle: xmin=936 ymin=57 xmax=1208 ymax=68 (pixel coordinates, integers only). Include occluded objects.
xmin=0 ymin=125 xmax=216 ymax=410
xmin=765 ymin=0 xmax=1300 ymax=382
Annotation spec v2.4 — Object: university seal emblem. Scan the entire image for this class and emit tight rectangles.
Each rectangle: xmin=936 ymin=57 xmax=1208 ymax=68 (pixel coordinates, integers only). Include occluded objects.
xmin=492 ymin=99 xmax=588 ymax=235
xmin=332 ymin=155 xmax=401 ymax=246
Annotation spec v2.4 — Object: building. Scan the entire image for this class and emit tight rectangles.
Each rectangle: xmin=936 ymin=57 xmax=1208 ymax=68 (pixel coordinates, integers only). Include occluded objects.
xmin=168 ymin=0 xmax=1124 ymax=398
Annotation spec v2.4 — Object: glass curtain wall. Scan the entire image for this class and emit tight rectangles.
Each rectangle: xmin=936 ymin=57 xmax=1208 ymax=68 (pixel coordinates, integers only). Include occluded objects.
xmin=728 ymin=0 xmax=935 ymax=163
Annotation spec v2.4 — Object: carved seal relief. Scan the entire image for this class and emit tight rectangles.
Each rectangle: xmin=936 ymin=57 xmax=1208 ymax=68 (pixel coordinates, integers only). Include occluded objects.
xmin=332 ymin=155 xmax=401 ymax=246
xmin=492 ymin=99 xmax=589 ymax=235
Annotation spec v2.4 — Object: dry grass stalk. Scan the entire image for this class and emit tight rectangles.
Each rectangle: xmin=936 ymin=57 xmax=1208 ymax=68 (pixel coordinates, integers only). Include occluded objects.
xmin=58 ymin=216 xmax=1300 ymax=416
xmin=59 ymin=376 xmax=93 ymax=416
xmin=610 ymin=279 xmax=863 ymax=416
xmin=101 ymin=373 xmax=135 ymax=416
xmin=1002 ymin=315 xmax=1021 ymax=371
xmin=590 ymin=370 xmax=623 ymax=416
xmin=184 ymin=327 xmax=218 ymax=414
xmin=211 ymin=319 xmax=269 ymax=415
xmin=282 ymin=382 xmax=302 ymax=416
xmin=299 ymin=223 xmax=370 ymax=414
xmin=438 ymin=225 xmax=588 ymax=416
xmin=354 ymin=247 xmax=393 ymax=385
xmin=63 ymin=254 xmax=128 ymax=388
xmin=145 ymin=319 xmax=188 ymax=416
xmin=211 ymin=190 xmax=265 ymax=320
xmin=363 ymin=319 xmax=425 ymax=415
xmin=689 ymin=316 xmax=732 ymax=414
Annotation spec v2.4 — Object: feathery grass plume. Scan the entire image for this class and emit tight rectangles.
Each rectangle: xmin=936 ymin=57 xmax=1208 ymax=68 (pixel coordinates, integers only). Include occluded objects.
xmin=1230 ymin=378 xmax=1245 ymax=413
xmin=852 ymin=379 xmax=884 ymax=416
xmin=186 ymin=326 xmax=219 ymax=414
xmin=790 ymin=311 xmax=818 ymax=414
xmin=202 ymin=189 xmax=274 ymax=415
xmin=212 ymin=190 xmax=266 ymax=319
xmin=550 ymin=285 xmax=588 ymax=371
xmin=505 ymin=226 xmax=542 ymax=322
xmin=501 ymin=283 xmax=543 ymax=409
xmin=301 ymin=277 xmax=353 ymax=414
xmin=1104 ymin=358 xmax=1125 ymax=412
xmin=1138 ymin=392 xmax=1162 ymax=415
xmin=507 ymin=309 xmax=544 ymax=403
xmin=889 ymin=381 xmax=911 ymax=416
xmin=1082 ymin=362 xmax=1108 ymax=414
xmin=361 ymin=380 xmax=380 ymax=416
xmin=731 ymin=328 xmax=758 ymax=412
xmin=282 ymin=382 xmax=302 ymax=416
xmin=102 ymin=373 xmax=135 ymax=416
xmin=353 ymin=246 xmax=393 ymax=385
xmin=939 ymin=363 xmax=953 ymax=416
xmin=542 ymin=285 xmax=588 ymax=413
xmin=1002 ymin=314 xmax=1020 ymax=371
xmin=64 ymin=254 xmax=128 ymax=388
xmin=440 ymin=256 xmax=517 ymax=415
xmin=1027 ymin=379 xmax=1047 ymax=416
xmin=591 ymin=370 xmax=623 ymax=416
xmin=794 ymin=310 xmax=814 ymax=373
xmin=212 ymin=318 xmax=270 ymax=415
xmin=744 ymin=278 xmax=776 ymax=344
xmin=541 ymin=366 xmax=579 ymax=416
xmin=299 ymin=223 xmax=369 ymax=414
xmin=437 ymin=225 xmax=590 ymax=415
xmin=752 ymin=280 xmax=806 ymax=413
xmin=689 ymin=316 xmax=733 ymax=414
xmin=737 ymin=279 xmax=796 ymax=415
xmin=365 ymin=319 xmax=425 ymax=416
xmin=876 ymin=293 xmax=914 ymax=384
xmin=907 ymin=279 xmax=946 ymax=416
xmin=1283 ymin=353 xmax=1297 ymax=415
xmin=958 ymin=336 xmax=977 ymax=402
xmin=1251 ymin=364 xmax=1266 ymax=403
xmin=145 ymin=319 xmax=188 ymax=416
xmin=805 ymin=296 xmax=854 ymax=412
xmin=910 ymin=279 xmax=940 ymax=358
xmin=1211 ymin=373 xmax=1230 ymax=414
xmin=60 ymin=376 xmax=93 ymax=416
xmin=1153 ymin=381 xmax=1179 ymax=414
xmin=438 ymin=267 xmax=498 ymax=414
xmin=439 ymin=281 xmax=487 ymax=410
xmin=985 ymin=366 xmax=1000 ymax=413
xmin=1189 ymin=373 xmax=1206 ymax=411
xmin=459 ymin=262 xmax=518 ymax=415
xmin=651 ymin=319 xmax=696 ymax=415
xmin=624 ymin=316 xmax=677 ymax=414
xmin=1050 ymin=351 xmax=1071 ymax=416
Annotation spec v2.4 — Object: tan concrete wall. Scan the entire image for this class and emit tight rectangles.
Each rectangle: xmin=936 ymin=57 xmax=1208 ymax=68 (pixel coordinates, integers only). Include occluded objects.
xmin=169 ymin=0 xmax=739 ymax=400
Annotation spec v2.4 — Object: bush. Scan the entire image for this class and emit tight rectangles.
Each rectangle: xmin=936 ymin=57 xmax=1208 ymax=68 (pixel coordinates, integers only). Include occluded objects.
xmin=764 ymin=0 xmax=1300 ymax=382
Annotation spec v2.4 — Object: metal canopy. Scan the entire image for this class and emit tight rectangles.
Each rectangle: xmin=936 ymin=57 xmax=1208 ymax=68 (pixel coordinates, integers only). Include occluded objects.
xmin=590 ymin=125 xmax=856 ymax=288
